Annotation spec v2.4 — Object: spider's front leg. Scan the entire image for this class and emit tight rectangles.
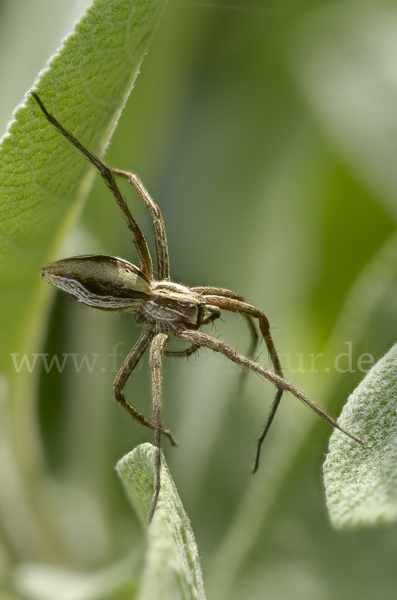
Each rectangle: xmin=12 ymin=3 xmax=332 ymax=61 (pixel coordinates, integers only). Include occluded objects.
xmin=148 ymin=332 xmax=169 ymax=522
xmin=113 ymin=328 xmax=177 ymax=447
xmin=176 ymin=328 xmax=365 ymax=449
xmin=30 ymin=92 xmax=153 ymax=280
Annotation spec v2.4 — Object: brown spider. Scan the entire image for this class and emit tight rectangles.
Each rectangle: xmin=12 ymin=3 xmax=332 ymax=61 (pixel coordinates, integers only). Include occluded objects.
xmin=31 ymin=92 xmax=364 ymax=521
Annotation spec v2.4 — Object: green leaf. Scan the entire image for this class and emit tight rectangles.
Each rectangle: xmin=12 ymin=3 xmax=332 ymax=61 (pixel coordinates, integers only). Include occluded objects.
xmin=291 ymin=3 xmax=397 ymax=223
xmin=0 ymin=0 xmax=167 ymax=567
xmin=116 ymin=443 xmax=207 ymax=600
xmin=0 ymin=0 xmax=167 ymax=373
xmin=324 ymin=342 xmax=397 ymax=528
xmin=14 ymin=560 xmax=137 ymax=600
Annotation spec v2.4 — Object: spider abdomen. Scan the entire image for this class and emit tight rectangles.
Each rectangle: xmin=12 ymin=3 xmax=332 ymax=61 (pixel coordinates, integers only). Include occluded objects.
xmin=41 ymin=255 xmax=150 ymax=312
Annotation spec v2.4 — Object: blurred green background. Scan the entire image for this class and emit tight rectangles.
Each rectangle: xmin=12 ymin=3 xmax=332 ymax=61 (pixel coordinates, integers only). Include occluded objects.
xmin=2 ymin=0 xmax=397 ymax=598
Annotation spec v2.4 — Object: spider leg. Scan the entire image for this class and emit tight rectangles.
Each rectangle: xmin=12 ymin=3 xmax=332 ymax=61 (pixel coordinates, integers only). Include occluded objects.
xmin=31 ymin=92 xmax=153 ymax=280
xmin=112 ymin=168 xmax=169 ymax=281
xmin=201 ymin=295 xmax=283 ymax=373
xmin=113 ymin=328 xmax=176 ymax=446
xmin=148 ymin=332 xmax=169 ymax=522
xmin=252 ymin=389 xmax=283 ymax=472
xmin=164 ymin=344 xmax=200 ymax=358
xmin=199 ymin=294 xmax=285 ymax=467
xmin=175 ymin=328 xmax=364 ymax=465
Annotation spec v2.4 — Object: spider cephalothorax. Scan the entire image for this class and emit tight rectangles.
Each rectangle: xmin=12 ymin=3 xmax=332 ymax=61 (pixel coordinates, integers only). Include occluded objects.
xmin=32 ymin=92 xmax=364 ymax=521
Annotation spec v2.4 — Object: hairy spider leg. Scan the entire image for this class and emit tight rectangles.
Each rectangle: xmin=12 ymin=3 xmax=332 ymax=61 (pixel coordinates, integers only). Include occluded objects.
xmin=196 ymin=291 xmax=285 ymax=470
xmin=164 ymin=344 xmax=200 ymax=359
xmin=149 ymin=332 xmax=169 ymax=521
xmin=112 ymin=168 xmax=170 ymax=281
xmin=252 ymin=389 xmax=283 ymax=472
xmin=198 ymin=293 xmax=282 ymax=373
xmin=113 ymin=328 xmax=177 ymax=447
xmin=176 ymin=328 xmax=365 ymax=452
xmin=31 ymin=92 xmax=153 ymax=280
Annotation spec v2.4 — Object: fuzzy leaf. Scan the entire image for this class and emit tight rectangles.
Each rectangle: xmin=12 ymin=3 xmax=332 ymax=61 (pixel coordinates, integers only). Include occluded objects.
xmin=117 ymin=443 xmax=207 ymax=600
xmin=324 ymin=342 xmax=397 ymax=527
xmin=0 ymin=0 xmax=167 ymax=373
xmin=0 ymin=0 xmax=167 ymax=571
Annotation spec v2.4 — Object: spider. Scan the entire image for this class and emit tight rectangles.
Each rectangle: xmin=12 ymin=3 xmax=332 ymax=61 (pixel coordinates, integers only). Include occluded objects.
xmin=31 ymin=92 xmax=364 ymax=521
